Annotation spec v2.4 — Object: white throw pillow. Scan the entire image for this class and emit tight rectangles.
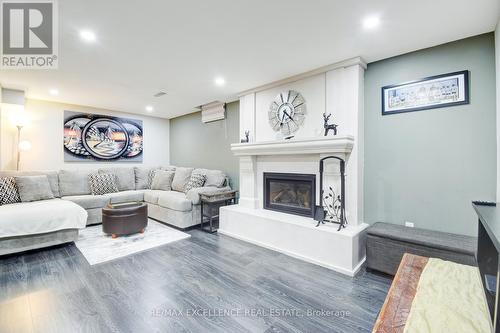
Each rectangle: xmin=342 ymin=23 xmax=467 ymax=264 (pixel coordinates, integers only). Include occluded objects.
xmin=171 ymin=167 xmax=194 ymax=192
xmin=150 ymin=170 xmax=175 ymax=191
xmin=15 ymin=175 xmax=55 ymax=202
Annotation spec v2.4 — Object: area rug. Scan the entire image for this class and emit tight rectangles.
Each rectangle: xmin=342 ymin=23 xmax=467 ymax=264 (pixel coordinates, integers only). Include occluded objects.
xmin=75 ymin=219 xmax=191 ymax=265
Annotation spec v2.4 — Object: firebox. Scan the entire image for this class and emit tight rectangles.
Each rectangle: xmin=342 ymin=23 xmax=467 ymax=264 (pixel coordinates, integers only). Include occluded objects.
xmin=263 ymin=172 xmax=316 ymax=217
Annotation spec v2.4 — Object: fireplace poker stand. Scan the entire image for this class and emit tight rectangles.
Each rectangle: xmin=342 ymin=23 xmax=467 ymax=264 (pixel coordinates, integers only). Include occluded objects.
xmin=314 ymin=156 xmax=347 ymax=231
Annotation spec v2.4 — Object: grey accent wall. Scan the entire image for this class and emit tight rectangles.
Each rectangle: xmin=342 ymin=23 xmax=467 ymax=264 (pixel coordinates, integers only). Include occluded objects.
xmin=170 ymin=101 xmax=239 ymax=190
xmin=364 ymin=33 xmax=496 ymax=236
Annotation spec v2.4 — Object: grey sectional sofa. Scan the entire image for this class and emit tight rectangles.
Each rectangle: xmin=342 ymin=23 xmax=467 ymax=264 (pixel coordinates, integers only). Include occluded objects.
xmin=0 ymin=166 xmax=231 ymax=255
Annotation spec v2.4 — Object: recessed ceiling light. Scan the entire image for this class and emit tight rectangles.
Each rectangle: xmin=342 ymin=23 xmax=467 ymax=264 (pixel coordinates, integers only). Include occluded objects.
xmin=363 ymin=15 xmax=380 ymax=30
xmin=49 ymin=88 xmax=59 ymax=96
xmin=145 ymin=105 xmax=154 ymax=112
xmin=79 ymin=30 xmax=96 ymax=42
xmin=214 ymin=77 xmax=225 ymax=86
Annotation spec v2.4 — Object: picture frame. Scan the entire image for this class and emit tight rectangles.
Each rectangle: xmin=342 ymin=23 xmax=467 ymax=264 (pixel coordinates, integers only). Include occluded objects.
xmin=63 ymin=111 xmax=144 ymax=162
xmin=381 ymin=70 xmax=469 ymax=115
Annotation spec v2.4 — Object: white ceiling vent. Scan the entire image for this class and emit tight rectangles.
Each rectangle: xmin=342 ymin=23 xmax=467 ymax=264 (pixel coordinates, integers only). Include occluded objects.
xmin=201 ymin=101 xmax=225 ymax=123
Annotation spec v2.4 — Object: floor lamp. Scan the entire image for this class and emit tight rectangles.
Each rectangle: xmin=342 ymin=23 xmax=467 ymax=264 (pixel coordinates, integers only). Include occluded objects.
xmin=14 ymin=122 xmax=31 ymax=171
xmin=16 ymin=124 xmax=23 ymax=171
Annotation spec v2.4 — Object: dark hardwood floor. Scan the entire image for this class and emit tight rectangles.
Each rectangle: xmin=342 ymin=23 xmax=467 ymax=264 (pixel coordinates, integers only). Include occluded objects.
xmin=0 ymin=230 xmax=391 ymax=333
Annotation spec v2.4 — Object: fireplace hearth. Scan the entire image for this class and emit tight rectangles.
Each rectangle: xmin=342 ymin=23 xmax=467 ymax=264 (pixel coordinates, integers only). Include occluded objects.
xmin=263 ymin=172 xmax=316 ymax=217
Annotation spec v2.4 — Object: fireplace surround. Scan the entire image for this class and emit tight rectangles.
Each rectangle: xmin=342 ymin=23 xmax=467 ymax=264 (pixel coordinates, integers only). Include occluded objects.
xmin=263 ymin=172 xmax=316 ymax=217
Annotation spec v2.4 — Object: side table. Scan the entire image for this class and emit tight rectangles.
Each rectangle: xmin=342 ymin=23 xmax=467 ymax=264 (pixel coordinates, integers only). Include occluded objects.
xmin=200 ymin=190 xmax=238 ymax=233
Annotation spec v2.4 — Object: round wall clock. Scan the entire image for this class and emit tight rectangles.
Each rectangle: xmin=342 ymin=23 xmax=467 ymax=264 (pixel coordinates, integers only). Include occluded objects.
xmin=268 ymin=90 xmax=306 ymax=136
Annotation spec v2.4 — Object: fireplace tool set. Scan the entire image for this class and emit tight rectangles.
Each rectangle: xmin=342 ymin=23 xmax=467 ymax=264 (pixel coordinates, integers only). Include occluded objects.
xmin=314 ymin=155 xmax=347 ymax=231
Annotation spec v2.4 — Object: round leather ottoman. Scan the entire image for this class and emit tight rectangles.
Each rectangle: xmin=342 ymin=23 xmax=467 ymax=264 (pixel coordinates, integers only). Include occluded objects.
xmin=102 ymin=202 xmax=148 ymax=238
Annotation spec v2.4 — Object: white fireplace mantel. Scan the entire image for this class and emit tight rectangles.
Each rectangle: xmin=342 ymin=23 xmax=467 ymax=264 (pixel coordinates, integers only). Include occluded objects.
xmin=231 ymin=135 xmax=354 ymax=156
xmin=220 ymin=58 xmax=366 ymax=276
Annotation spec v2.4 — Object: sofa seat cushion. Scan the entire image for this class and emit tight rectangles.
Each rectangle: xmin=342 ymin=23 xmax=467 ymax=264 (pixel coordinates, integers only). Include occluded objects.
xmin=157 ymin=191 xmax=192 ymax=212
xmin=104 ymin=190 xmax=145 ymax=204
xmin=143 ymin=190 xmax=163 ymax=205
xmin=0 ymin=199 xmax=87 ymax=238
xmin=61 ymin=195 xmax=109 ymax=209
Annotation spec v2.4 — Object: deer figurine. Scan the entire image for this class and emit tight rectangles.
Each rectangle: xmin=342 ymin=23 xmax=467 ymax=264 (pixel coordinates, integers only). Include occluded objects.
xmin=240 ymin=130 xmax=250 ymax=143
xmin=323 ymin=113 xmax=338 ymax=136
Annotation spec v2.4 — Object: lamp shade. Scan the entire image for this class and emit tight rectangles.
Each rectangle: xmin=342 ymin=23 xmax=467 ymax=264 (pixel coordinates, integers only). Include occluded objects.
xmin=18 ymin=140 xmax=32 ymax=151
xmin=10 ymin=112 xmax=28 ymax=128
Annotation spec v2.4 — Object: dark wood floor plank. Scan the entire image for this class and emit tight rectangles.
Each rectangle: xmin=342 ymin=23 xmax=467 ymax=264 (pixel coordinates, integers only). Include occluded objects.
xmin=0 ymin=229 xmax=392 ymax=333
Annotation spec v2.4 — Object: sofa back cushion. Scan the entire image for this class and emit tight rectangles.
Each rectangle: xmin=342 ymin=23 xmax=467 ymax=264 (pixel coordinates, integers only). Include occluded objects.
xmin=151 ymin=170 xmax=175 ymax=191
xmin=0 ymin=170 xmax=60 ymax=197
xmin=15 ymin=175 xmax=55 ymax=202
xmin=98 ymin=167 xmax=135 ymax=191
xmin=59 ymin=169 xmax=92 ymax=196
xmin=0 ymin=177 xmax=21 ymax=205
xmin=171 ymin=167 xmax=193 ymax=192
xmin=193 ymin=168 xmax=227 ymax=188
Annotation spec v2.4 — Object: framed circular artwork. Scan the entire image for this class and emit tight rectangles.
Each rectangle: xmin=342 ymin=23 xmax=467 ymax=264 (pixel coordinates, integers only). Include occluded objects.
xmin=63 ymin=111 xmax=143 ymax=161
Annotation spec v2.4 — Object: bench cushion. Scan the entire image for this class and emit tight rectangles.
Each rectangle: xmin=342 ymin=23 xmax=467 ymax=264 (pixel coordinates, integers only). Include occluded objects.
xmin=367 ymin=222 xmax=476 ymax=255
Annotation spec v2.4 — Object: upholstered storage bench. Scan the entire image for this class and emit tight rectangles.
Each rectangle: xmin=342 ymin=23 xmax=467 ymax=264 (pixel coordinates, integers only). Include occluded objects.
xmin=366 ymin=222 xmax=477 ymax=275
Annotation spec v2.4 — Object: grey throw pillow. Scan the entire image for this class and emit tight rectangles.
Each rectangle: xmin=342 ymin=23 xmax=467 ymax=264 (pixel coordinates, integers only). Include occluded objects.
xmin=192 ymin=169 xmax=226 ymax=188
xmin=184 ymin=173 xmax=206 ymax=192
xmin=88 ymin=173 xmax=119 ymax=195
xmin=15 ymin=175 xmax=55 ymax=202
xmin=0 ymin=177 xmax=21 ymax=205
xmin=135 ymin=167 xmax=155 ymax=190
xmin=58 ymin=169 xmax=92 ymax=196
xmin=205 ymin=171 xmax=226 ymax=187
xmin=99 ymin=168 xmax=135 ymax=191
xmin=150 ymin=170 xmax=175 ymax=191
xmin=171 ymin=167 xmax=194 ymax=192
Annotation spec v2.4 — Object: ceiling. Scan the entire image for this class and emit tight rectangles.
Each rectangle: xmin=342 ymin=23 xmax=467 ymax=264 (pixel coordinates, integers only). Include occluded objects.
xmin=0 ymin=0 xmax=498 ymax=119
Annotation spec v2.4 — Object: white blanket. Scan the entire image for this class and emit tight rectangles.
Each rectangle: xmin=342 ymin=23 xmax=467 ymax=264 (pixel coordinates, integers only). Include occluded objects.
xmin=0 ymin=199 xmax=87 ymax=238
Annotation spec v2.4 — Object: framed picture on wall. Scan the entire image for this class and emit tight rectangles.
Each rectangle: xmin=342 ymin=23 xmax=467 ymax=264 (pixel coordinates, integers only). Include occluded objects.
xmin=381 ymin=70 xmax=469 ymax=115
xmin=63 ymin=111 xmax=143 ymax=162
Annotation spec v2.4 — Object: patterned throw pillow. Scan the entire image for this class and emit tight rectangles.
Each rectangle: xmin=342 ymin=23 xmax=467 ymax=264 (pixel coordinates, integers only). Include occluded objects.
xmin=148 ymin=169 xmax=159 ymax=189
xmin=184 ymin=173 xmax=206 ymax=193
xmin=0 ymin=177 xmax=21 ymax=205
xmin=88 ymin=173 xmax=118 ymax=195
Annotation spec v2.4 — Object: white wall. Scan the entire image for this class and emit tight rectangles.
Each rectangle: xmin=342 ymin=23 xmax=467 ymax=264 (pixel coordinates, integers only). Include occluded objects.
xmin=254 ymin=74 xmax=326 ymax=141
xmin=0 ymin=99 xmax=170 ymax=171
xmin=496 ymin=20 xmax=500 ymax=200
